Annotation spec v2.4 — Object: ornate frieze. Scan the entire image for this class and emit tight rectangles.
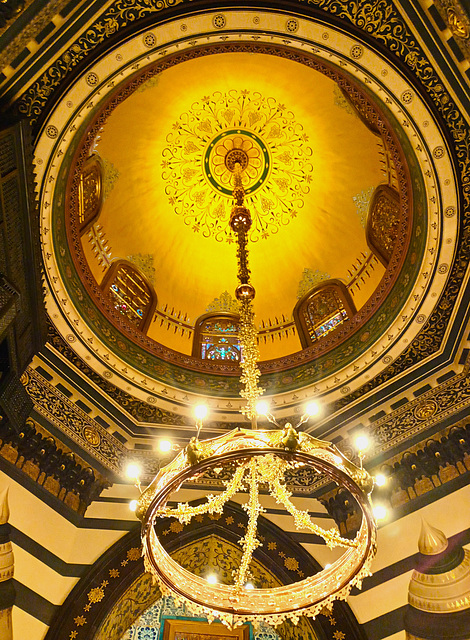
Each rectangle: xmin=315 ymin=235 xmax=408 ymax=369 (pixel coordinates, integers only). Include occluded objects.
xmin=22 ymin=367 xmax=125 ymax=473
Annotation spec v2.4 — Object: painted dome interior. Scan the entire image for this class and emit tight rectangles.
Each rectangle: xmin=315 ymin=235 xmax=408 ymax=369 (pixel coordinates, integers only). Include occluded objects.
xmin=78 ymin=52 xmax=395 ymax=361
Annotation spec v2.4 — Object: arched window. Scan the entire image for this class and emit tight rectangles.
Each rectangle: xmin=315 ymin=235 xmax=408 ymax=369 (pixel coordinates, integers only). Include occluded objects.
xmin=101 ymin=260 xmax=156 ymax=332
xmin=78 ymin=154 xmax=103 ymax=234
xmin=366 ymin=185 xmax=401 ymax=266
xmin=192 ymin=313 xmax=240 ymax=361
xmin=293 ymin=279 xmax=356 ymax=348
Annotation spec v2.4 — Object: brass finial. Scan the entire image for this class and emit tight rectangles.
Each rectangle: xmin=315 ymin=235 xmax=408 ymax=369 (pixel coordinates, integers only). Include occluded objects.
xmin=418 ymin=519 xmax=448 ymax=555
xmin=0 ymin=487 xmax=9 ymax=525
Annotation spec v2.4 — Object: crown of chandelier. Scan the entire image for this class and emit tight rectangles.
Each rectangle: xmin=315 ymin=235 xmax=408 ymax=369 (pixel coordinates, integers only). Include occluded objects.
xmin=133 ymin=157 xmax=379 ymax=629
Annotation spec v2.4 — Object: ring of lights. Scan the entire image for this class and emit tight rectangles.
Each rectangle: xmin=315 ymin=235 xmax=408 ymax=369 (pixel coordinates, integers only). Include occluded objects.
xmin=139 ymin=429 xmax=376 ymax=627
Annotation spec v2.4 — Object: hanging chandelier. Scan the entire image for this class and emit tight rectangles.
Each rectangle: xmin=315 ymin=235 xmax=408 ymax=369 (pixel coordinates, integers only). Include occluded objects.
xmin=135 ymin=154 xmax=378 ymax=628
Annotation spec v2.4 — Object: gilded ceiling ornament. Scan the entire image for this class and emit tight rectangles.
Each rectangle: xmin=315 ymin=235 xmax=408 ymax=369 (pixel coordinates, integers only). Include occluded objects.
xmin=447 ymin=6 xmax=470 ymax=39
xmin=297 ymin=269 xmax=331 ymax=300
xmin=161 ymin=89 xmax=313 ymax=242
xmin=102 ymin=157 xmax=120 ymax=199
xmin=126 ymin=253 xmax=156 ymax=284
xmin=353 ymin=186 xmax=374 ymax=229
xmin=206 ymin=291 xmax=240 ymax=314
xmin=413 ymin=399 xmax=438 ymax=420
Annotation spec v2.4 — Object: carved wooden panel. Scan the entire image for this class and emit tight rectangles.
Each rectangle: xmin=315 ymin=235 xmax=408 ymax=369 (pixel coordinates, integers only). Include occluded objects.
xmin=78 ymin=154 xmax=103 ymax=233
xmin=366 ymin=185 xmax=401 ymax=266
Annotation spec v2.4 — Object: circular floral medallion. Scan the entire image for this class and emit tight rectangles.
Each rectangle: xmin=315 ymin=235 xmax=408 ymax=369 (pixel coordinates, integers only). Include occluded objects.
xmin=162 ymin=89 xmax=313 ymax=242
xmin=414 ymin=399 xmax=438 ymax=420
xmin=83 ymin=426 xmax=101 ymax=446
xmin=204 ymin=130 xmax=268 ymax=195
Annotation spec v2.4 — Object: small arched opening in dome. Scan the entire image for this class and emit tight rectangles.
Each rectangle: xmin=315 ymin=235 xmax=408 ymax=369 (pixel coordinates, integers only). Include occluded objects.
xmin=192 ymin=312 xmax=241 ymax=361
xmin=78 ymin=154 xmax=104 ymax=234
xmin=101 ymin=259 xmax=156 ymax=333
xmin=293 ymin=280 xmax=357 ymax=349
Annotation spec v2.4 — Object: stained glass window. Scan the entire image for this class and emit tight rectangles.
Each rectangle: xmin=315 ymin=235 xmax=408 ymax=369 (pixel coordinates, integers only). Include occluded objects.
xmin=193 ymin=314 xmax=241 ymax=361
xmin=102 ymin=260 xmax=156 ymax=332
xmin=293 ymin=280 xmax=356 ymax=348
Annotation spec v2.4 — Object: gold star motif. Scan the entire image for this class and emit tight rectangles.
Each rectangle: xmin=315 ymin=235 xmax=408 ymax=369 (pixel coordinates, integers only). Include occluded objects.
xmin=328 ymin=616 xmax=337 ymax=626
xmin=284 ymin=557 xmax=299 ymax=571
xmin=74 ymin=615 xmax=86 ymax=627
xmin=83 ymin=604 xmax=91 ymax=612
xmin=87 ymin=587 xmax=104 ymax=604
xmin=69 ymin=632 xmax=78 ymax=639
xmin=121 ymin=560 xmax=128 ymax=566
xmin=169 ymin=520 xmax=184 ymax=533
xmin=225 ymin=516 xmax=234 ymax=525
xmin=109 ymin=569 xmax=119 ymax=578
xmin=333 ymin=631 xmax=345 ymax=640
xmin=100 ymin=580 xmax=109 ymax=588
xmin=267 ymin=542 xmax=277 ymax=551
xmin=127 ymin=547 xmax=141 ymax=561
xmin=195 ymin=515 xmax=204 ymax=522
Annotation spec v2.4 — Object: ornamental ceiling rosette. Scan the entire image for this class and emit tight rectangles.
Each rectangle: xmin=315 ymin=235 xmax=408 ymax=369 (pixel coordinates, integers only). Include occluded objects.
xmin=162 ymin=89 xmax=313 ymax=242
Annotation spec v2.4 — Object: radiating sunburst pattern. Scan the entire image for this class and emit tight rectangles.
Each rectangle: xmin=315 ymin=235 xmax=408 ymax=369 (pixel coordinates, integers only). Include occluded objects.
xmin=161 ymin=89 xmax=313 ymax=242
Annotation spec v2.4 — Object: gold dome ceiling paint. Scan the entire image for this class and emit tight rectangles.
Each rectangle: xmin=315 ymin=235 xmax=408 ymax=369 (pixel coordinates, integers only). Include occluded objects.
xmin=87 ymin=53 xmax=385 ymax=357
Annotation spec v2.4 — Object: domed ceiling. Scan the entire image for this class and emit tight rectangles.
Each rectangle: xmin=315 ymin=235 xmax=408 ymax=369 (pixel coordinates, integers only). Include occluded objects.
xmin=37 ymin=9 xmax=457 ymax=411
xmin=82 ymin=52 xmax=386 ymax=360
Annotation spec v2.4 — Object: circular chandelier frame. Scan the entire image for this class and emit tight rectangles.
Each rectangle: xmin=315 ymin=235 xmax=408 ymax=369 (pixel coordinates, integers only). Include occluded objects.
xmin=138 ymin=429 xmax=377 ymax=628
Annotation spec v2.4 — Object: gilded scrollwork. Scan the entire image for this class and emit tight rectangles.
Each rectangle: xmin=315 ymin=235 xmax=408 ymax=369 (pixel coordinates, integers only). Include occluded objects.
xmin=23 ymin=366 xmax=125 ymax=471
xmin=18 ymin=0 xmax=185 ymax=121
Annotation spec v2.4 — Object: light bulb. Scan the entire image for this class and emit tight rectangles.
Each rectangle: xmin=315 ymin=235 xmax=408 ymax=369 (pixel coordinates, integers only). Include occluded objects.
xmin=373 ymin=505 xmax=387 ymax=521
xmin=244 ymin=582 xmax=255 ymax=590
xmin=305 ymin=401 xmax=320 ymax=416
xmin=126 ymin=463 xmax=141 ymax=481
xmin=355 ymin=435 xmax=369 ymax=451
xmin=194 ymin=404 xmax=208 ymax=421
xmin=129 ymin=500 xmax=138 ymax=512
xmin=256 ymin=401 xmax=269 ymax=415
xmin=206 ymin=573 xmax=218 ymax=584
xmin=375 ymin=474 xmax=387 ymax=487
xmin=159 ymin=440 xmax=172 ymax=453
